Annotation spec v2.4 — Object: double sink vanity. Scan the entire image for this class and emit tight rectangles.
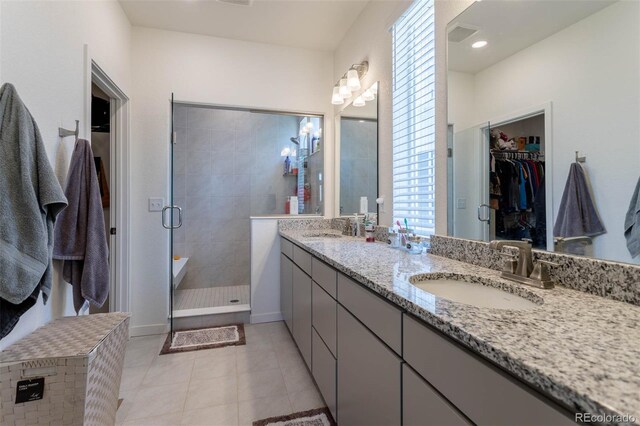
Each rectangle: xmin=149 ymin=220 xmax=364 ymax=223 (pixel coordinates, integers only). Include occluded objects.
xmin=278 ymin=220 xmax=640 ymax=425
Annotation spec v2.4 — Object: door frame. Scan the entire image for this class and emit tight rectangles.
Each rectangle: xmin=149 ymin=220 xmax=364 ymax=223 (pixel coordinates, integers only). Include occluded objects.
xmin=481 ymin=102 xmax=554 ymax=251
xmin=83 ymin=45 xmax=131 ymax=313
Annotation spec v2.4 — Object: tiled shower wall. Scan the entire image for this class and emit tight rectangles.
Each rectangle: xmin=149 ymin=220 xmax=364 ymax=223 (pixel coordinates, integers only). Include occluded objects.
xmin=340 ymin=118 xmax=378 ymax=215
xmin=172 ymin=105 xmax=301 ymax=289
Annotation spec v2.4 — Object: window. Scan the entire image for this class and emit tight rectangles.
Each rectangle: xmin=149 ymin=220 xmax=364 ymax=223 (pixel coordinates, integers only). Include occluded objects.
xmin=392 ymin=0 xmax=436 ymax=236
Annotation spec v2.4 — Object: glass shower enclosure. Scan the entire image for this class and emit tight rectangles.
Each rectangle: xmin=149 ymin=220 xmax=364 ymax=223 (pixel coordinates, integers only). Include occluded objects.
xmin=167 ymin=99 xmax=323 ymax=334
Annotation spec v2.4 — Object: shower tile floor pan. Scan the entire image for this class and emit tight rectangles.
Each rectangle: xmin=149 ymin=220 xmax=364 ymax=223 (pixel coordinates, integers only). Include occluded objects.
xmin=174 ymin=285 xmax=250 ymax=311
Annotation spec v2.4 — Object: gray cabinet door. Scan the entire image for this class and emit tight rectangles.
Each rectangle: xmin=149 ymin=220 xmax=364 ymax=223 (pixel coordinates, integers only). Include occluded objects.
xmin=292 ymin=264 xmax=312 ymax=368
xmin=403 ymin=364 xmax=470 ymax=426
xmin=312 ymin=281 xmax=337 ymax=356
xmin=312 ymin=328 xmax=337 ymax=421
xmin=280 ymin=254 xmax=293 ymax=333
xmin=337 ymin=305 xmax=401 ymax=426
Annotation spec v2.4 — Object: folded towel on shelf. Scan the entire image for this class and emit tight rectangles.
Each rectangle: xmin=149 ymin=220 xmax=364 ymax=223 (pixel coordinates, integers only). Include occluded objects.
xmin=553 ymin=163 xmax=606 ymax=238
xmin=624 ymin=177 xmax=640 ymax=258
xmin=53 ymin=139 xmax=109 ymax=313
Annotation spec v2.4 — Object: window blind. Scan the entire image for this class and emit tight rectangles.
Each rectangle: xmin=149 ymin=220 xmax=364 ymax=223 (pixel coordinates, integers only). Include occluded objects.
xmin=392 ymin=0 xmax=436 ymax=236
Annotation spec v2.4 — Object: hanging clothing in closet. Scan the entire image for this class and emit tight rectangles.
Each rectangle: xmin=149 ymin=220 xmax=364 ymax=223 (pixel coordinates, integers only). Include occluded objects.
xmin=491 ymin=154 xmax=546 ymax=248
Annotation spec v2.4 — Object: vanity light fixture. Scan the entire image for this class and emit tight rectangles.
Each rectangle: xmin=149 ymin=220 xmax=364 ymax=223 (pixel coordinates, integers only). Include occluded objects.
xmin=371 ymin=81 xmax=378 ymax=95
xmin=331 ymin=87 xmax=344 ymax=105
xmin=347 ymin=69 xmax=361 ymax=91
xmin=339 ymin=78 xmax=352 ymax=99
xmin=353 ymin=96 xmax=366 ymax=107
xmin=472 ymin=40 xmax=488 ymax=48
xmin=331 ymin=61 xmax=369 ymax=105
xmin=362 ymin=88 xmax=375 ymax=102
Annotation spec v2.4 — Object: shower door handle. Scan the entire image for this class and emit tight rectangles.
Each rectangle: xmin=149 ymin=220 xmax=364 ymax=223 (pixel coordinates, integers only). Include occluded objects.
xmin=162 ymin=205 xmax=183 ymax=229
xmin=477 ymin=204 xmax=491 ymax=224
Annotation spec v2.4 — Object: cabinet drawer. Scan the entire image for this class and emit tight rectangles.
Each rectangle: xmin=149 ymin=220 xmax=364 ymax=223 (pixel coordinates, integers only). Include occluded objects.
xmin=337 ymin=273 xmax=402 ymax=355
xmin=312 ymin=257 xmax=337 ymax=298
xmin=292 ymin=264 xmax=312 ymax=368
xmin=280 ymin=237 xmax=293 ymax=259
xmin=403 ymin=364 xmax=470 ymax=426
xmin=337 ymin=305 xmax=402 ymax=426
xmin=312 ymin=282 xmax=336 ymax=356
xmin=292 ymin=245 xmax=312 ymax=275
xmin=403 ymin=315 xmax=574 ymax=426
xmin=312 ymin=328 xmax=336 ymax=422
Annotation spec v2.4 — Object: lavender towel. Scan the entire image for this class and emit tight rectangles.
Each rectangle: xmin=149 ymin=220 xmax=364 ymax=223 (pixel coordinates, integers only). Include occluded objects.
xmin=553 ymin=163 xmax=606 ymax=238
xmin=53 ymin=139 xmax=109 ymax=313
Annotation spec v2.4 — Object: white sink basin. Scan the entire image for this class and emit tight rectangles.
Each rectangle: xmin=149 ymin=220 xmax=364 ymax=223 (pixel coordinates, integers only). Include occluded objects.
xmin=411 ymin=276 xmax=539 ymax=311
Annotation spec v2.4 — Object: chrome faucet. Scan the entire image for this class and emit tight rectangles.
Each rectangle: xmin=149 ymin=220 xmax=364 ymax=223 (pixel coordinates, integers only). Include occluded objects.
xmin=489 ymin=240 xmax=555 ymax=289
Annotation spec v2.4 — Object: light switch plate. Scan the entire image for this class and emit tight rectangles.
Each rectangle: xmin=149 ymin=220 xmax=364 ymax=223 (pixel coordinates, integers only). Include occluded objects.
xmin=149 ymin=197 xmax=164 ymax=212
xmin=456 ymin=198 xmax=467 ymax=209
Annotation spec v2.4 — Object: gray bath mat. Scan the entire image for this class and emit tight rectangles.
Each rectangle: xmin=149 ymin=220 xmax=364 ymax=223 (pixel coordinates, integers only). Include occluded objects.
xmin=159 ymin=324 xmax=245 ymax=354
xmin=253 ymin=408 xmax=335 ymax=426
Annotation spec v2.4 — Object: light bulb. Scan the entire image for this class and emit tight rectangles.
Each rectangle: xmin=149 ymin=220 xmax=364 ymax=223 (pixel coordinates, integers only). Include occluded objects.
xmin=347 ymin=69 xmax=361 ymax=91
xmin=331 ymin=86 xmax=344 ymax=105
xmin=353 ymin=96 xmax=365 ymax=107
xmin=362 ymin=89 xmax=375 ymax=101
xmin=305 ymin=122 xmax=313 ymax=129
xmin=339 ymin=78 xmax=352 ymax=99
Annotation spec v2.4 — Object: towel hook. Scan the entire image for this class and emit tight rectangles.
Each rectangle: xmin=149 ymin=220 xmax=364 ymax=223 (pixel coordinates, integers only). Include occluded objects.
xmin=575 ymin=151 xmax=586 ymax=163
xmin=59 ymin=120 xmax=79 ymax=142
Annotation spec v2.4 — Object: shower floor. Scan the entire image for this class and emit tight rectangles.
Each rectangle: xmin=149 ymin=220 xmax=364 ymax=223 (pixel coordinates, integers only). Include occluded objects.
xmin=174 ymin=285 xmax=250 ymax=311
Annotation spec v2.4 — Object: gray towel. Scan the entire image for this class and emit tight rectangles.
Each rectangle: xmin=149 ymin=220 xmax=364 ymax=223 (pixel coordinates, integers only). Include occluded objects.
xmin=53 ymin=139 xmax=109 ymax=313
xmin=0 ymin=83 xmax=68 ymax=305
xmin=624 ymin=177 xmax=640 ymax=258
xmin=553 ymin=163 xmax=606 ymax=238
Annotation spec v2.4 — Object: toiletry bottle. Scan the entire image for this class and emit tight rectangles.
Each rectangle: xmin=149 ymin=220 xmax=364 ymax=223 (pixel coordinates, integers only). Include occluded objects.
xmin=364 ymin=216 xmax=375 ymax=242
xmin=284 ymin=156 xmax=290 ymax=175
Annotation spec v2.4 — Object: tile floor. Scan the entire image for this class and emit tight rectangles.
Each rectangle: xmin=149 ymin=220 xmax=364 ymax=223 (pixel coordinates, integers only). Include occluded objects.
xmin=117 ymin=321 xmax=324 ymax=425
xmin=174 ymin=285 xmax=250 ymax=311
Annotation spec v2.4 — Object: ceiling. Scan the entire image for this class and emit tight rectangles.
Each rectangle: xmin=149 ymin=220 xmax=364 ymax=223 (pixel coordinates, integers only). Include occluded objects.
xmin=119 ymin=0 xmax=370 ymax=51
xmin=448 ymin=0 xmax=616 ymax=74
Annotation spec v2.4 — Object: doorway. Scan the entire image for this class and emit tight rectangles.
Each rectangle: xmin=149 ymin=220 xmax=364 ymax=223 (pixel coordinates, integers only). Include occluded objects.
xmin=86 ymin=56 xmax=131 ymax=314
xmin=89 ymin=83 xmax=112 ymax=314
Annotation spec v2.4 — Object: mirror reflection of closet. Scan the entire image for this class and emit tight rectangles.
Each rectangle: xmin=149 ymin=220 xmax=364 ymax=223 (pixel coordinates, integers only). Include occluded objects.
xmin=337 ymin=81 xmax=379 ymax=217
xmin=446 ymin=0 xmax=640 ymax=265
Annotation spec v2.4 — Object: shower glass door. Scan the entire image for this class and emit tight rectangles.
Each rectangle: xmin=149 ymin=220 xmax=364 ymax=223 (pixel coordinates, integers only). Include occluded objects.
xmin=164 ymin=93 xmax=183 ymax=339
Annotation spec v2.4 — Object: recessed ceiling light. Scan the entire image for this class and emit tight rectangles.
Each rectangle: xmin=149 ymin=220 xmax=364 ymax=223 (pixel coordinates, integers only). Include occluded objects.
xmin=472 ymin=40 xmax=488 ymax=49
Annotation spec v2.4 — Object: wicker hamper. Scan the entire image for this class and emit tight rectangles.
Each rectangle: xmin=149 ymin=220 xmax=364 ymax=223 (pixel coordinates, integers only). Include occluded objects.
xmin=0 ymin=313 xmax=130 ymax=426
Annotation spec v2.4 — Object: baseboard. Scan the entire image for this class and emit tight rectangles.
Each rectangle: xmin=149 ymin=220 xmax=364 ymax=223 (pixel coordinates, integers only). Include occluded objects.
xmin=250 ymin=311 xmax=283 ymax=324
xmin=129 ymin=323 xmax=168 ymax=337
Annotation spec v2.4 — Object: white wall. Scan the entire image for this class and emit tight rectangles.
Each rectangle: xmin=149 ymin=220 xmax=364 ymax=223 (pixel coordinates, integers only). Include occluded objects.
xmin=447 ymin=71 xmax=476 ymax=132
xmin=450 ymin=2 xmax=640 ymax=264
xmin=333 ymin=0 xmax=412 ymax=225
xmin=0 ymin=0 xmax=131 ymax=349
xmin=250 ymin=218 xmax=284 ymax=324
xmin=129 ymin=27 xmax=334 ymax=335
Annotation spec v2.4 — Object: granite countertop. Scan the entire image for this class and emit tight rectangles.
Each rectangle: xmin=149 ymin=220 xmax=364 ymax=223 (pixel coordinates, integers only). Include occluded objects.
xmin=280 ymin=229 xmax=640 ymax=423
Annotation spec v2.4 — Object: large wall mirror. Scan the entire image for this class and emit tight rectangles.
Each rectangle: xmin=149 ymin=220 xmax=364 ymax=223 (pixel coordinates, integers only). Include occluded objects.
xmin=336 ymin=82 xmax=379 ymax=216
xmin=446 ymin=1 xmax=639 ymax=264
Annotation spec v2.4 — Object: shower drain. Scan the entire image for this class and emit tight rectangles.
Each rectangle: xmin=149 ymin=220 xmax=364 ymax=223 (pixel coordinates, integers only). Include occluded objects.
xmin=229 ymin=299 xmax=240 ymax=304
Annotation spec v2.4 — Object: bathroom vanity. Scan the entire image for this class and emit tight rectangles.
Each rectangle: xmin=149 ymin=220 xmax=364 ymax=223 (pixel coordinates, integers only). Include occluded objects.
xmin=279 ymin=223 xmax=640 ymax=425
